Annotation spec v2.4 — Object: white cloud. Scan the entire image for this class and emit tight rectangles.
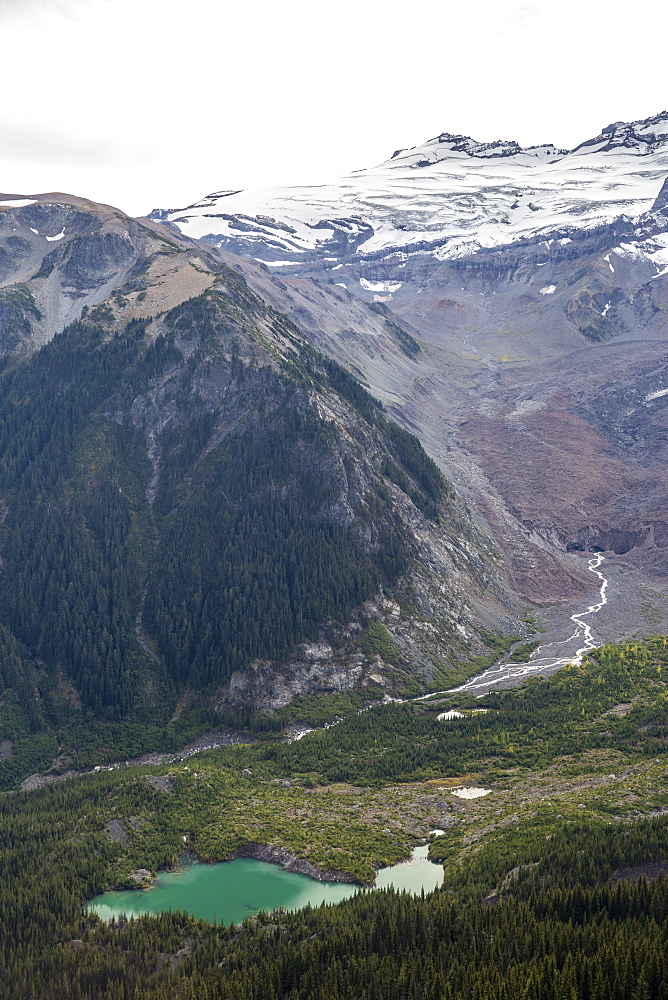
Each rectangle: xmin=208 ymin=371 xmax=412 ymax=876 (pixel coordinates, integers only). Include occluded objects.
xmin=489 ymin=3 xmax=542 ymax=31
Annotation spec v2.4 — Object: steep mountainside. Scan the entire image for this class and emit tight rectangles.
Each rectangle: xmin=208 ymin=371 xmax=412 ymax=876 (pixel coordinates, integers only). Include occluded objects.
xmin=150 ymin=114 xmax=668 ymax=616
xmin=0 ymin=195 xmax=518 ymax=783
xmin=0 ymin=193 xmax=217 ymax=354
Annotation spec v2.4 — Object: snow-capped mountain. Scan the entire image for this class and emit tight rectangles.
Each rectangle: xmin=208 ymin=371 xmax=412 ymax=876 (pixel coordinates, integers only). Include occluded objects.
xmin=149 ymin=112 xmax=668 ymax=601
xmin=151 ymin=112 xmax=668 ymax=265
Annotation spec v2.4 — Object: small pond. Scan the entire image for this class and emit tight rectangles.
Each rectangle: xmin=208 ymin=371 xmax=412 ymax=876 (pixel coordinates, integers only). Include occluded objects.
xmin=87 ymin=845 xmax=443 ymax=925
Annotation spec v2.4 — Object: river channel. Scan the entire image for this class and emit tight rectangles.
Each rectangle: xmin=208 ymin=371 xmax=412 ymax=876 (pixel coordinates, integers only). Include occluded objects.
xmin=450 ymin=554 xmax=609 ymax=695
xmin=412 ymin=553 xmax=611 ymax=700
xmin=88 ymin=845 xmax=443 ymax=925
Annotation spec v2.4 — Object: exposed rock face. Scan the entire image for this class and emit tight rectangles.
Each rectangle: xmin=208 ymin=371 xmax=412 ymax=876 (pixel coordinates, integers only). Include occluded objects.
xmin=105 ymin=819 xmax=130 ymax=845
xmin=128 ymin=869 xmax=155 ymax=886
xmin=19 ymin=771 xmax=75 ymax=791
xmin=145 ymin=775 xmax=174 ymax=793
xmin=234 ymin=843 xmax=358 ymax=884
xmin=652 ymin=177 xmax=668 ymax=213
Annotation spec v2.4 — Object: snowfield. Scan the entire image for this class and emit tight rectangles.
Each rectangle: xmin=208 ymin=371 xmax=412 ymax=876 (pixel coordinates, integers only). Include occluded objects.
xmin=152 ymin=112 xmax=668 ymax=263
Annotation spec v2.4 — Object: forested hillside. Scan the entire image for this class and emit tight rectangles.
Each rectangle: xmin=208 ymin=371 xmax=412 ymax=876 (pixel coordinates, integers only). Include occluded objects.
xmin=3 ymin=809 xmax=668 ymax=1000
xmin=0 ymin=636 xmax=667 ymax=999
xmin=0 ymin=258 xmax=504 ymax=785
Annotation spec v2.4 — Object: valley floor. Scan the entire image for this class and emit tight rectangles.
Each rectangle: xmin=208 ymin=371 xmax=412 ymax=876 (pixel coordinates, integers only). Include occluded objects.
xmin=1 ymin=635 xmax=668 ymax=997
xmin=469 ymin=552 xmax=668 ymax=694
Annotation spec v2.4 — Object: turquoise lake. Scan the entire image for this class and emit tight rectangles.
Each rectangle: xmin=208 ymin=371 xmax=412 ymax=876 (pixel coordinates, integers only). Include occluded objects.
xmin=88 ymin=846 xmax=443 ymax=925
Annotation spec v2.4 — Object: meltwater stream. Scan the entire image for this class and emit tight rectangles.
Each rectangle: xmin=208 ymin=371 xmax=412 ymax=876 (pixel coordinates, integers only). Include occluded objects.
xmin=412 ymin=554 xmax=610 ymax=700
xmin=450 ymin=554 xmax=609 ymax=696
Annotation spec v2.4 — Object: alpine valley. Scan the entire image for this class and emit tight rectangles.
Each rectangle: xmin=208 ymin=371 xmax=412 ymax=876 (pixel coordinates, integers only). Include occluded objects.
xmin=153 ymin=112 xmax=668 ymax=605
xmin=1 ymin=114 xmax=668 ymax=1000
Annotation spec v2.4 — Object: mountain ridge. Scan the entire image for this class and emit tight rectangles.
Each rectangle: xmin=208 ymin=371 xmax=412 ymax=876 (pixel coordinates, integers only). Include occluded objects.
xmin=0 ymin=193 xmax=523 ymax=784
xmin=149 ymin=111 xmax=668 ymax=266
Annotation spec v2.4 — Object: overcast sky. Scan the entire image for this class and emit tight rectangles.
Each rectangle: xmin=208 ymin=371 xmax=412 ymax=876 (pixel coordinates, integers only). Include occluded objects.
xmin=0 ymin=0 xmax=666 ymax=217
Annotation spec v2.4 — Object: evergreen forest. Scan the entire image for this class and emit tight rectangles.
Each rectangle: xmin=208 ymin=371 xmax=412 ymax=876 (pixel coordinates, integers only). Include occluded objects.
xmin=0 ymin=280 xmax=447 ymax=783
xmin=0 ymin=637 xmax=666 ymax=998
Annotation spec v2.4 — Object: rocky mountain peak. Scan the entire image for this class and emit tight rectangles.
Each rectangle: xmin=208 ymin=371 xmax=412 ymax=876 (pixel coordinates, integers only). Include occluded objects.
xmin=386 ymin=133 xmax=568 ymax=168
xmin=578 ymin=111 xmax=668 ymax=152
xmin=146 ymin=111 xmax=668 ymax=614
xmin=0 ymin=192 xmax=226 ymax=353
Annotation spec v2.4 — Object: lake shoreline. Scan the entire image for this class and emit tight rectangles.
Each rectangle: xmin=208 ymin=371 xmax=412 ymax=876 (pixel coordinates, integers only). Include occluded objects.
xmin=232 ymin=843 xmax=361 ymax=885
xmin=89 ymin=846 xmax=443 ymax=925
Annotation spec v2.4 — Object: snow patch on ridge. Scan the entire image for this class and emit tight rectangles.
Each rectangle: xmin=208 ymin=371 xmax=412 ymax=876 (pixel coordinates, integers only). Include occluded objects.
xmin=359 ymin=278 xmax=402 ymax=293
xmin=451 ymin=787 xmax=491 ymax=799
xmin=645 ymin=387 xmax=668 ymax=402
xmin=0 ymin=198 xmax=36 ymax=208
